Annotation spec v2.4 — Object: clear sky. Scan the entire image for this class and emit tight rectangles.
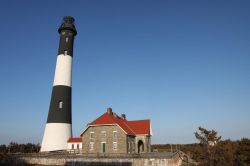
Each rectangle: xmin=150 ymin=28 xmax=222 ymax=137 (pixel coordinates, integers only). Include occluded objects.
xmin=0 ymin=0 xmax=250 ymax=145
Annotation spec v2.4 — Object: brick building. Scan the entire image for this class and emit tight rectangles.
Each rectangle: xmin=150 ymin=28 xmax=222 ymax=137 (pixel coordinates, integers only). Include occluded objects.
xmin=80 ymin=108 xmax=152 ymax=154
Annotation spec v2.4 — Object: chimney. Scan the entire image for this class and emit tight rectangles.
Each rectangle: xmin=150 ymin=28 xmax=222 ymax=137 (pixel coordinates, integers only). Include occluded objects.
xmin=107 ymin=107 xmax=113 ymax=115
xmin=121 ymin=114 xmax=126 ymax=120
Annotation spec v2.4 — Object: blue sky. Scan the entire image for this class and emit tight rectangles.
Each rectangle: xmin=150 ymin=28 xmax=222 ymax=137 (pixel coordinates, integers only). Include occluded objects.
xmin=0 ymin=0 xmax=250 ymax=144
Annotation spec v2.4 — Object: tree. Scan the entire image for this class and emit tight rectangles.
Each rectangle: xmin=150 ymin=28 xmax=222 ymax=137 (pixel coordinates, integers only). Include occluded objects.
xmin=194 ymin=127 xmax=221 ymax=166
xmin=0 ymin=145 xmax=8 ymax=154
xmin=195 ymin=127 xmax=221 ymax=146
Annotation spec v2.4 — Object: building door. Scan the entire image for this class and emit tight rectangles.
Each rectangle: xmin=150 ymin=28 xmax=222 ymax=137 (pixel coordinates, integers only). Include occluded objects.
xmin=101 ymin=142 xmax=106 ymax=153
xmin=138 ymin=140 xmax=144 ymax=153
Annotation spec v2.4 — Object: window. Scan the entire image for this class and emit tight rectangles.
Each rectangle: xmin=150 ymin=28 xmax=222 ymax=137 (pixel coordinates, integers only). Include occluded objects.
xmin=77 ymin=144 xmax=79 ymax=149
xmin=89 ymin=142 xmax=94 ymax=151
xmin=64 ymin=50 xmax=67 ymax=55
xmin=113 ymin=131 xmax=117 ymax=139
xmin=101 ymin=131 xmax=106 ymax=138
xmin=90 ymin=132 xmax=94 ymax=140
xmin=59 ymin=101 xmax=63 ymax=109
xmin=71 ymin=144 xmax=74 ymax=149
xmin=113 ymin=142 xmax=117 ymax=151
xmin=66 ymin=37 xmax=69 ymax=43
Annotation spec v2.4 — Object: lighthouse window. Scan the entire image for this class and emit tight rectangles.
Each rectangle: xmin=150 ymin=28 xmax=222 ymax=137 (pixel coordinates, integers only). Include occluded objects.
xmin=59 ymin=101 xmax=63 ymax=109
xmin=66 ymin=37 xmax=69 ymax=43
xmin=71 ymin=144 xmax=74 ymax=149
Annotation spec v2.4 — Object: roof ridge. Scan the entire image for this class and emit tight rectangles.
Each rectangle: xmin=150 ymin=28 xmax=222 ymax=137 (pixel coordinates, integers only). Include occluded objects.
xmin=89 ymin=112 xmax=107 ymax=124
xmin=127 ymin=119 xmax=150 ymax=122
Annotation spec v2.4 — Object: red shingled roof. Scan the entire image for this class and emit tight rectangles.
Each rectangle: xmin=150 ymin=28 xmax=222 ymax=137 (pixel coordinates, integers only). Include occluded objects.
xmin=87 ymin=112 xmax=151 ymax=135
xmin=126 ymin=120 xmax=150 ymax=135
xmin=67 ymin=137 xmax=82 ymax=143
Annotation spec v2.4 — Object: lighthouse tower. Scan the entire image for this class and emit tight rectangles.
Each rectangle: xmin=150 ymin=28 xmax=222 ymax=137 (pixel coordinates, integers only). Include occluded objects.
xmin=41 ymin=16 xmax=77 ymax=152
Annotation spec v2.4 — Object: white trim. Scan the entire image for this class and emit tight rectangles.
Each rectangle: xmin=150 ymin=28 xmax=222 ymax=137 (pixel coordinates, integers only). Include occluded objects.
xmin=101 ymin=131 xmax=106 ymax=138
xmin=113 ymin=142 xmax=118 ymax=151
xmin=116 ymin=124 xmax=128 ymax=135
xmin=90 ymin=132 xmax=95 ymax=141
xmin=136 ymin=134 xmax=150 ymax=136
xmin=80 ymin=123 xmax=129 ymax=136
xmin=89 ymin=142 xmax=94 ymax=151
xmin=150 ymin=122 xmax=153 ymax=136
xmin=89 ymin=124 xmax=116 ymax=127
xmin=113 ymin=131 xmax=118 ymax=139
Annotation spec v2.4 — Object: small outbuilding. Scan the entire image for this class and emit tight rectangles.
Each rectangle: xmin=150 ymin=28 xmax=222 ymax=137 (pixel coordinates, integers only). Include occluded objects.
xmin=67 ymin=137 xmax=82 ymax=152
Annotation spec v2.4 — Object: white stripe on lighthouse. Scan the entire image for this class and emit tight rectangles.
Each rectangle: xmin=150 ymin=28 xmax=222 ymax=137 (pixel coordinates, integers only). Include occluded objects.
xmin=41 ymin=123 xmax=72 ymax=152
xmin=53 ymin=54 xmax=72 ymax=87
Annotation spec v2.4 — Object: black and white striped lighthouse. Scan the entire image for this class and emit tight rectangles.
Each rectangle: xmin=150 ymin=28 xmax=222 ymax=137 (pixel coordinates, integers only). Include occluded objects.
xmin=41 ymin=16 xmax=77 ymax=152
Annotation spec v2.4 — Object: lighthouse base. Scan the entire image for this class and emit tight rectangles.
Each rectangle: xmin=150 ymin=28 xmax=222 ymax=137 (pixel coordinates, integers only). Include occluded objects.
xmin=41 ymin=123 xmax=72 ymax=152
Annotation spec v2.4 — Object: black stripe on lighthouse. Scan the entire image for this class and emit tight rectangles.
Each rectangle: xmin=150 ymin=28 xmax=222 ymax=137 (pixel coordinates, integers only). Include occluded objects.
xmin=58 ymin=30 xmax=75 ymax=56
xmin=47 ymin=85 xmax=72 ymax=123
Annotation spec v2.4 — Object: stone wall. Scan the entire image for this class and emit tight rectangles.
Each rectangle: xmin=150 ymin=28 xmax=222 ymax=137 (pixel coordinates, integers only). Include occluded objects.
xmin=135 ymin=135 xmax=151 ymax=153
xmin=19 ymin=155 xmax=182 ymax=166
xmin=82 ymin=125 xmax=127 ymax=153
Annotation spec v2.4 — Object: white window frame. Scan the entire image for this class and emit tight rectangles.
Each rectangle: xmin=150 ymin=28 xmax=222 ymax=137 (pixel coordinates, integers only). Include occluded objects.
xmin=113 ymin=131 xmax=117 ymax=139
xmin=113 ymin=142 xmax=118 ymax=151
xmin=90 ymin=132 xmax=94 ymax=141
xmin=89 ymin=142 xmax=94 ymax=151
xmin=101 ymin=131 xmax=106 ymax=138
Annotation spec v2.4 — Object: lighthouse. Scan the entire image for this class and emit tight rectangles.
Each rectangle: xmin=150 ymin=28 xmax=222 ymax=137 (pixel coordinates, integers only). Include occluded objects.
xmin=41 ymin=16 xmax=77 ymax=152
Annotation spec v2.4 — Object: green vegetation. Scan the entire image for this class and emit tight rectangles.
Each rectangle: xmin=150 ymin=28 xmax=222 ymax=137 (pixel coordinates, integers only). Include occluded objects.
xmin=0 ymin=142 xmax=40 ymax=154
xmin=152 ymin=127 xmax=250 ymax=166
xmin=0 ymin=142 xmax=40 ymax=165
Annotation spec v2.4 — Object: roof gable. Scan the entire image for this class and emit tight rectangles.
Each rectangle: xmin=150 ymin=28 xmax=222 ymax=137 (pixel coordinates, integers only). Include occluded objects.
xmin=81 ymin=110 xmax=151 ymax=136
